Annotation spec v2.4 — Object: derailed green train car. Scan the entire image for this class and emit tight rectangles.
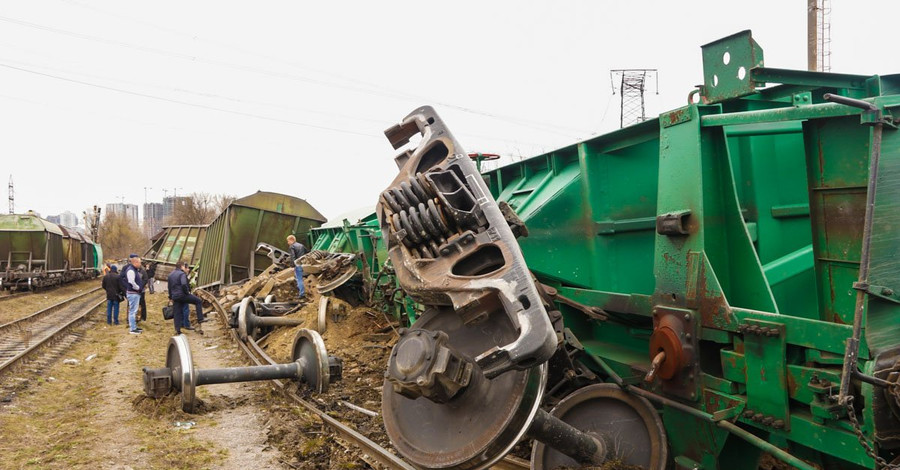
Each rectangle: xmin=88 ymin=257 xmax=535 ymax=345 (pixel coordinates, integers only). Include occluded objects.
xmin=0 ymin=213 xmax=102 ymax=289
xmin=480 ymin=31 xmax=900 ymax=470
xmin=197 ymin=191 xmax=326 ymax=288
xmin=375 ymin=31 xmax=900 ymax=470
xmin=309 ymin=210 xmax=418 ymax=324
xmin=143 ymin=225 xmax=208 ymax=281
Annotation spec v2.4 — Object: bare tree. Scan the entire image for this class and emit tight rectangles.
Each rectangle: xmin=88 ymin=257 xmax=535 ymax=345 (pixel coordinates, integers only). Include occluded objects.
xmin=165 ymin=192 xmax=235 ymax=226
xmin=100 ymin=211 xmax=150 ymax=259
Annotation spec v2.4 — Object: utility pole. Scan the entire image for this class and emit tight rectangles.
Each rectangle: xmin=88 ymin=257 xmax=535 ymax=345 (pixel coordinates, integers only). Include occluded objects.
xmin=610 ymin=69 xmax=658 ymax=128
xmin=807 ymin=0 xmax=831 ymax=72
xmin=7 ymin=175 xmax=13 ymax=214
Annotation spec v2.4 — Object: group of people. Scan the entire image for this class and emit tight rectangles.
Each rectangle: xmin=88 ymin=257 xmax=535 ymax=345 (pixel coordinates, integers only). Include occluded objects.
xmin=101 ymin=254 xmax=153 ymax=334
xmin=100 ymin=254 xmax=203 ymax=335
xmin=98 ymin=234 xmax=306 ymax=337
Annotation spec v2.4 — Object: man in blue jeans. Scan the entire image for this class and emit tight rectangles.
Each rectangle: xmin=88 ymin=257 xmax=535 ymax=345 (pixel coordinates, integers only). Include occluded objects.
xmin=121 ymin=254 xmax=145 ymax=335
xmin=168 ymin=261 xmax=205 ymax=334
xmin=286 ymin=234 xmax=307 ymax=299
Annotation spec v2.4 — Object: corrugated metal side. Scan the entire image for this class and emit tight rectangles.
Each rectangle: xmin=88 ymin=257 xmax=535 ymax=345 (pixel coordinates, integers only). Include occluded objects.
xmin=197 ymin=209 xmax=228 ymax=288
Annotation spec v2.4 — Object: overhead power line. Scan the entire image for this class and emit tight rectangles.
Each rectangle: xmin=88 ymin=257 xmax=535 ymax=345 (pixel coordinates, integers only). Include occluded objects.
xmin=0 ymin=62 xmax=380 ymax=138
xmin=0 ymin=14 xmax=591 ymax=138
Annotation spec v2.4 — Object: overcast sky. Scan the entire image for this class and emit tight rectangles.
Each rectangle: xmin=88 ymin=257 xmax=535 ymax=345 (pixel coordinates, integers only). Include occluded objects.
xmin=2 ymin=1 xmax=898 ymax=224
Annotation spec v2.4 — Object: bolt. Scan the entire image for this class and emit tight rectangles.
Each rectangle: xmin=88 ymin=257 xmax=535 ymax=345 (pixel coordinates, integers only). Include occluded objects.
xmin=882 ymin=287 xmax=894 ymax=296
xmin=766 ymin=329 xmax=779 ymax=337
xmin=773 ymin=420 xmax=785 ymax=429
xmin=685 ymin=333 xmax=692 ymax=340
xmin=743 ymin=410 xmax=755 ymax=419
xmin=762 ymin=416 xmax=775 ymax=426
xmin=810 ymin=375 xmax=820 ymax=385
xmin=759 ymin=327 xmax=770 ymax=335
xmin=416 ymin=376 xmax=427 ymax=386
xmin=684 ymin=313 xmax=690 ymax=321
xmin=753 ymin=413 xmax=764 ymax=422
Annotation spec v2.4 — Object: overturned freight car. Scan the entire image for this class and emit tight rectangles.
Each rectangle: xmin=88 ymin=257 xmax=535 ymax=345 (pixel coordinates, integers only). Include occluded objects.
xmin=196 ymin=191 xmax=326 ymax=289
xmin=143 ymin=225 xmax=208 ymax=281
xmin=375 ymin=31 xmax=900 ymax=470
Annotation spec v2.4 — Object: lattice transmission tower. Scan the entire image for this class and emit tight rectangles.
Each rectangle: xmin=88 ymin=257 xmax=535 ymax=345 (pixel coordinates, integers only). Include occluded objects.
xmin=807 ymin=0 xmax=831 ymax=72
xmin=8 ymin=175 xmax=13 ymax=214
xmin=610 ymin=69 xmax=658 ymax=128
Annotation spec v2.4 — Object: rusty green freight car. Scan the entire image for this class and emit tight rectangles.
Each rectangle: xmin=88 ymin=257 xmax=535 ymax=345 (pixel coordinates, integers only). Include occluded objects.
xmin=196 ymin=191 xmax=326 ymax=288
xmin=143 ymin=225 xmax=208 ymax=281
xmin=375 ymin=31 xmax=900 ymax=470
xmin=0 ymin=213 xmax=102 ymax=290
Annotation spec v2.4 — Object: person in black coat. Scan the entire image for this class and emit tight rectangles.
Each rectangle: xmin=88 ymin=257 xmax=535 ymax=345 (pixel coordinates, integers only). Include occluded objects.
xmin=101 ymin=265 xmax=124 ymax=325
xmin=167 ymin=262 xmax=205 ymax=334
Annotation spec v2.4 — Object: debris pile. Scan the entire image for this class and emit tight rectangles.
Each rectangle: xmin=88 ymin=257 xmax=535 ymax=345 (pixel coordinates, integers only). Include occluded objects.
xmin=203 ymin=258 xmax=401 ymax=467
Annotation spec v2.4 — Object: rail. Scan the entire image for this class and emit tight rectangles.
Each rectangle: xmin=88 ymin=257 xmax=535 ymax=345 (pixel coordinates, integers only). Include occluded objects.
xmin=0 ymin=287 xmax=105 ymax=375
xmin=199 ymin=290 xmax=530 ymax=470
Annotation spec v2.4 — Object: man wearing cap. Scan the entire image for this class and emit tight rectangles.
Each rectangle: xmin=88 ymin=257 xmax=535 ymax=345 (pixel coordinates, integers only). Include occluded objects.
xmin=101 ymin=265 xmax=124 ymax=325
xmin=121 ymin=254 xmax=145 ymax=335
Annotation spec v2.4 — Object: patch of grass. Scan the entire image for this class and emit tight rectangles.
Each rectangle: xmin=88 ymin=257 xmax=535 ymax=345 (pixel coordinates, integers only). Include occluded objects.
xmin=0 ymin=321 xmax=116 ymax=468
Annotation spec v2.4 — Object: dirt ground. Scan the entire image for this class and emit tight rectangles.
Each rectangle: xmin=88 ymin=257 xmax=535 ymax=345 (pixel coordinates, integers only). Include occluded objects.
xmin=0 ymin=285 xmax=299 ymax=469
xmin=0 ymin=271 xmax=407 ymax=470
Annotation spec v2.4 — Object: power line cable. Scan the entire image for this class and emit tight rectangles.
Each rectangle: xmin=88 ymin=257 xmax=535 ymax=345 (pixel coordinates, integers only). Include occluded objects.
xmin=0 ymin=12 xmax=591 ymax=137
xmin=0 ymin=62 xmax=381 ymax=138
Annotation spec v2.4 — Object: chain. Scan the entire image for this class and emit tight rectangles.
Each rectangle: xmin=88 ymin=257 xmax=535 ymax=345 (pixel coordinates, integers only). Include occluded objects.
xmin=845 ymin=396 xmax=899 ymax=469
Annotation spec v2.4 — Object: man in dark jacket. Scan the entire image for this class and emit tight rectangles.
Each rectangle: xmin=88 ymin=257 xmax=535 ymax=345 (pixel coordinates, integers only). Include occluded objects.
xmin=286 ymin=234 xmax=307 ymax=299
xmin=167 ymin=261 xmax=205 ymax=334
xmin=137 ymin=263 xmax=150 ymax=322
xmin=101 ymin=265 xmax=124 ymax=325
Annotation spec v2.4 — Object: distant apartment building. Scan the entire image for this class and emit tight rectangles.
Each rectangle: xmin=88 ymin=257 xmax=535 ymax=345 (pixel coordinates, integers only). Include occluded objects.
xmin=105 ymin=203 xmax=139 ymax=225
xmin=59 ymin=211 xmax=78 ymax=227
xmin=47 ymin=215 xmax=60 ymax=224
xmin=143 ymin=202 xmax=164 ymax=236
xmin=162 ymin=196 xmax=190 ymax=220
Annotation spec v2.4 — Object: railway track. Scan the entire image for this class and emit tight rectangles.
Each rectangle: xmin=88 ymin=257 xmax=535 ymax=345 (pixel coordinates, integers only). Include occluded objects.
xmin=196 ymin=290 xmax=529 ymax=470
xmin=0 ymin=287 xmax=105 ymax=376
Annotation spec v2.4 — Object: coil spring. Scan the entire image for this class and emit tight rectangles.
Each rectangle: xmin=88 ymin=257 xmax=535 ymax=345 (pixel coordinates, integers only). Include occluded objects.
xmin=381 ymin=173 xmax=456 ymax=259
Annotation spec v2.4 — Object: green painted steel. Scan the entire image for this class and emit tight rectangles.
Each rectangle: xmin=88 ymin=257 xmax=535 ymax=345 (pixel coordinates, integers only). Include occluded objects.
xmin=196 ymin=191 xmax=326 ymax=288
xmin=143 ymin=225 xmax=208 ymax=280
xmin=309 ymin=211 xmax=419 ymax=324
xmin=481 ymin=30 xmax=900 ymax=469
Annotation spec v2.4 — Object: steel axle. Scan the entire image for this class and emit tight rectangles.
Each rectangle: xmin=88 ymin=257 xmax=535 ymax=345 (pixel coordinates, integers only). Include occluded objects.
xmin=143 ymin=329 xmax=341 ymax=412
xmin=385 ymin=327 xmax=607 ymax=467
xmin=236 ymin=296 xmax=304 ymax=341
xmin=527 ymin=408 xmax=608 ymax=465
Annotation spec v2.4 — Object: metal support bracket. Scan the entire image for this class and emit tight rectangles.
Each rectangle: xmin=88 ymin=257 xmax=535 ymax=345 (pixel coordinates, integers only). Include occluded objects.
xmin=741 ymin=319 xmax=790 ymax=431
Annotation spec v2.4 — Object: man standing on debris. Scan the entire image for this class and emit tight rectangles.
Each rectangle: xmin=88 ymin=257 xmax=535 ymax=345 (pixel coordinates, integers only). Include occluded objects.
xmin=286 ymin=234 xmax=307 ymax=299
xmin=168 ymin=261 xmax=205 ymax=334
xmin=101 ymin=265 xmax=123 ymax=325
xmin=121 ymin=254 xmax=145 ymax=335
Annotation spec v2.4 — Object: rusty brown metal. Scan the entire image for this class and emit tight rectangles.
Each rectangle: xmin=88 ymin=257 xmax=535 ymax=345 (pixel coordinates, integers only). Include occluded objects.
xmin=377 ymin=106 xmax=556 ymax=379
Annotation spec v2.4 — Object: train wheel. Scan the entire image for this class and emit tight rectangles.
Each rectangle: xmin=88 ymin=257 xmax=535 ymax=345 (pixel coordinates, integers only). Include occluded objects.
xmin=381 ymin=307 xmax=546 ymax=470
xmin=531 ymin=383 xmax=667 ymax=470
